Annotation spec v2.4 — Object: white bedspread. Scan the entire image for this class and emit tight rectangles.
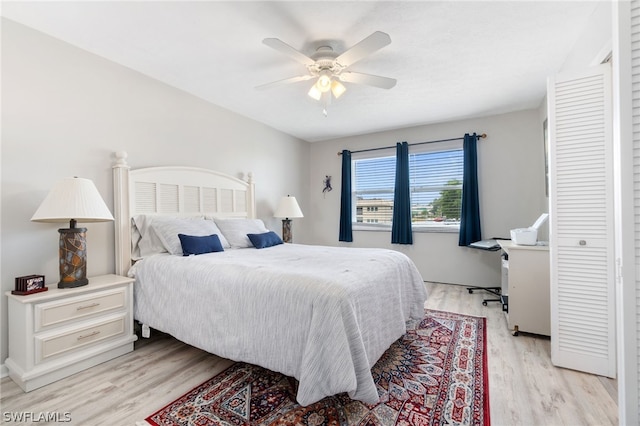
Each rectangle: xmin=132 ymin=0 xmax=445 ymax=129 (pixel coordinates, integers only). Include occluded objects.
xmin=129 ymin=244 xmax=427 ymax=406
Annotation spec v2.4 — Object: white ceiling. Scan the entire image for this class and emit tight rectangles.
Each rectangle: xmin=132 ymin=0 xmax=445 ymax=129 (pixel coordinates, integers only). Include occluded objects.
xmin=2 ymin=1 xmax=600 ymax=142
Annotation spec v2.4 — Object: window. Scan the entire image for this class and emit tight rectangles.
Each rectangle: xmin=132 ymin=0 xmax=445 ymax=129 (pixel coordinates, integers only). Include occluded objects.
xmin=353 ymin=147 xmax=463 ymax=230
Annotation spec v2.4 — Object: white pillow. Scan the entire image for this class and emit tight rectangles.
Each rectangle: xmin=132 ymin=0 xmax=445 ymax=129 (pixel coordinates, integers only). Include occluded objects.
xmin=133 ymin=215 xmax=213 ymax=258
xmin=132 ymin=215 xmax=173 ymax=258
xmin=214 ymin=218 xmax=269 ymax=249
xmin=131 ymin=217 xmax=144 ymax=259
xmin=151 ymin=217 xmax=230 ymax=255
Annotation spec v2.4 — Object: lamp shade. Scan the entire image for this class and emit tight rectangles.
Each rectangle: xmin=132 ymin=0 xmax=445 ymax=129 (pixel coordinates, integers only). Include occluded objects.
xmin=31 ymin=177 xmax=114 ymax=224
xmin=308 ymin=84 xmax=322 ymax=101
xmin=274 ymin=195 xmax=304 ymax=219
xmin=331 ymin=80 xmax=347 ymax=99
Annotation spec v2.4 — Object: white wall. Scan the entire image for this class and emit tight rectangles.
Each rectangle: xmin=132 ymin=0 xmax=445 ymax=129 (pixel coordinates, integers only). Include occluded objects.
xmin=308 ymin=109 xmax=547 ymax=286
xmin=0 ymin=19 xmax=310 ymax=367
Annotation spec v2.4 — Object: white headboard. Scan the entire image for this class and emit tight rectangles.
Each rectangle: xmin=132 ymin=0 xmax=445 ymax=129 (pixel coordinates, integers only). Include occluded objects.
xmin=112 ymin=151 xmax=256 ymax=275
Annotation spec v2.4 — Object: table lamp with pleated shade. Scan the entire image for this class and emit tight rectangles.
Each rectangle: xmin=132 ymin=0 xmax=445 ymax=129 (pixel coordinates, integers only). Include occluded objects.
xmin=273 ymin=195 xmax=303 ymax=243
xmin=31 ymin=177 xmax=114 ymax=288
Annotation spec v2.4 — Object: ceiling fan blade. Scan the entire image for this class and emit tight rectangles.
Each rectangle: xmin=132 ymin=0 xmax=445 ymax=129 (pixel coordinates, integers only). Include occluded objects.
xmin=339 ymin=72 xmax=397 ymax=89
xmin=255 ymin=75 xmax=314 ymax=90
xmin=335 ymin=31 xmax=392 ymax=67
xmin=263 ymin=38 xmax=316 ymax=66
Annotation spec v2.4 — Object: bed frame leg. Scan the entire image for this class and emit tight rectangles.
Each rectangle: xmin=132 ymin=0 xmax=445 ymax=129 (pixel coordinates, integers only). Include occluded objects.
xmin=142 ymin=324 xmax=150 ymax=338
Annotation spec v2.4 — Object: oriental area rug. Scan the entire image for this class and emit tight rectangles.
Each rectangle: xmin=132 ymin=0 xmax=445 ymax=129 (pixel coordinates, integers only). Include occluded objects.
xmin=141 ymin=309 xmax=489 ymax=426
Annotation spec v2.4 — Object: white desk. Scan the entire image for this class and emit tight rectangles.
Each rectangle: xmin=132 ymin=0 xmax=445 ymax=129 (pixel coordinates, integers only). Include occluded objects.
xmin=498 ymin=240 xmax=550 ymax=336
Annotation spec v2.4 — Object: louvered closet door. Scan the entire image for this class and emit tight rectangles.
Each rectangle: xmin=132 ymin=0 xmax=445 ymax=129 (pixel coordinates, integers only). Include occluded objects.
xmin=629 ymin=0 xmax=640 ymax=418
xmin=547 ymin=63 xmax=616 ymax=378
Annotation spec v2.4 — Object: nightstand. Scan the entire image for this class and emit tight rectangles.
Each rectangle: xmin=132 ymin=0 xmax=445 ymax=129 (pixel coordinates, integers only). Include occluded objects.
xmin=5 ymin=274 xmax=137 ymax=392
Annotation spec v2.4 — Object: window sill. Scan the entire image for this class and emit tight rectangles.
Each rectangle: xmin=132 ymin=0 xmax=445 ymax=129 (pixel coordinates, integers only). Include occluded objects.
xmin=353 ymin=224 xmax=460 ymax=234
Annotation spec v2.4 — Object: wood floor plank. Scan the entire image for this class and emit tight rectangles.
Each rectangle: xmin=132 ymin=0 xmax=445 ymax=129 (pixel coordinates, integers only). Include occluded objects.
xmin=0 ymin=282 xmax=618 ymax=425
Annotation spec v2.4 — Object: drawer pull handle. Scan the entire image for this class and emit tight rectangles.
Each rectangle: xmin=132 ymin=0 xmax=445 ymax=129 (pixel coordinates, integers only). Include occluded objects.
xmin=77 ymin=330 xmax=100 ymax=340
xmin=76 ymin=303 xmax=100 ymax=310
xmin=579 ymin=240 xmax=587 ymax=246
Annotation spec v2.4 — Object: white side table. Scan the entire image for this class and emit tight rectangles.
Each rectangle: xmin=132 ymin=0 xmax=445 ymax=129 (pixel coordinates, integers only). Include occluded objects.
xmin=5 ymin=274 xmax=137 ymax=392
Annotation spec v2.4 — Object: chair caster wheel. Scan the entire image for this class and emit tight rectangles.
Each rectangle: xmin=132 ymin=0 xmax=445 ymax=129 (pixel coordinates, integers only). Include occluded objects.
xmin=482 ymin=301 xmax=488 ymax=306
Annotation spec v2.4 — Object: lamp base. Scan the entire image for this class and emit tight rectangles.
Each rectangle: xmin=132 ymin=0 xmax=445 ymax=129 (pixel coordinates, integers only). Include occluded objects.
xmin=281 ymin=219 xmax=292 ymax=243
xmin=58 ymin=227 xmax=89 ymax=288
xmin=58 ymin=278 xmax=89 ymax=289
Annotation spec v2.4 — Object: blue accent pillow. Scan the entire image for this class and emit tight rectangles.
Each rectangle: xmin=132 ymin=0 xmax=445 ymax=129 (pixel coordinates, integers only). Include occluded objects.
xmin=178 ymin=234 xmax=224 ymax=256
xmin=247 ymin=231 xmax=283 ymax=249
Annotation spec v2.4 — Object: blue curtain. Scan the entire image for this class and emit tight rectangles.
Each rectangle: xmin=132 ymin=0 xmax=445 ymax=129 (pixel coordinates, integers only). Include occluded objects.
xmin=458 ymin=133 xmax=482 ymax=246
xmin=391 ymin=142 xmax=413 ymax=244
xmin=339 ymin=150 xmax=353 ymax=242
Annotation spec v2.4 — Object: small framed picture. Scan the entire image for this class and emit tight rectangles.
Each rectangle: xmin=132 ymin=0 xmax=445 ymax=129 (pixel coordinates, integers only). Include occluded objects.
xmin=13 ymin=275 xmax=48 ymax=295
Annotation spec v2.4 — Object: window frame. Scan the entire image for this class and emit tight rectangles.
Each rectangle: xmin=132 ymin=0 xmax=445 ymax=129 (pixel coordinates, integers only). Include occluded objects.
xmin=351 ymin=140 xmax=463 ymax=233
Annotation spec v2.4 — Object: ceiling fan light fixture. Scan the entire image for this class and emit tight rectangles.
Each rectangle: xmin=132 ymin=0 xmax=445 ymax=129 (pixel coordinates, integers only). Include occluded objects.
xmin=259 ymin=31 xmax=395 ymax=111
xmin=308 ymin=84 xmax=322 ymax=100
xmin=331 ymin=80 xmax=346 ymax=99
xmin=316 ymin=70 xmax=332 ymax=93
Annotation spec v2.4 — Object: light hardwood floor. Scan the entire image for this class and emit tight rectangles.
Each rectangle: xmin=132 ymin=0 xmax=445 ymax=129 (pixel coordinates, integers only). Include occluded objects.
xmin=1 ymin=282 xmax=618 ymax=425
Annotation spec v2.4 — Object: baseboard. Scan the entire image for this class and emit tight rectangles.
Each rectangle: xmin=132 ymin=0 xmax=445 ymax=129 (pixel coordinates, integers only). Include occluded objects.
xmin=1 ymin=362 xmax=8 ymax=378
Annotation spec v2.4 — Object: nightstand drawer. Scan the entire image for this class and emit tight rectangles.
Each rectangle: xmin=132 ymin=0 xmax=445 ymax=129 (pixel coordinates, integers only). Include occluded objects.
xmin=35 ymin=288 xmax=126 ymax=331
xmin=35 ymin=314 xmax=126 ymax=363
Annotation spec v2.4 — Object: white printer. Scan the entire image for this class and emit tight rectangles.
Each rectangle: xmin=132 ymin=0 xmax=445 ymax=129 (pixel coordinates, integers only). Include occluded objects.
xmin=510 ymin=213 xmax=549 ymax=245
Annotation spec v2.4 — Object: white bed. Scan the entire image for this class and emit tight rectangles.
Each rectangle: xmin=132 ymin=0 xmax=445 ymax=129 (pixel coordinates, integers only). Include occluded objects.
xmin=112 ymin=152 xmax=427 ymax=406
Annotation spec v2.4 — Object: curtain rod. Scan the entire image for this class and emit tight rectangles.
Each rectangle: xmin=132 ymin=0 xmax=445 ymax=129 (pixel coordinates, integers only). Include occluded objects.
xmin=337 ymin=133 xmax=487 ymax=156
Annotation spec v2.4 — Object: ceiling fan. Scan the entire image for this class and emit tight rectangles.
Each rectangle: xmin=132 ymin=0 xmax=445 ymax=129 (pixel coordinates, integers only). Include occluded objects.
xmin=256 ymin=31 xmax=397 ymax=115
